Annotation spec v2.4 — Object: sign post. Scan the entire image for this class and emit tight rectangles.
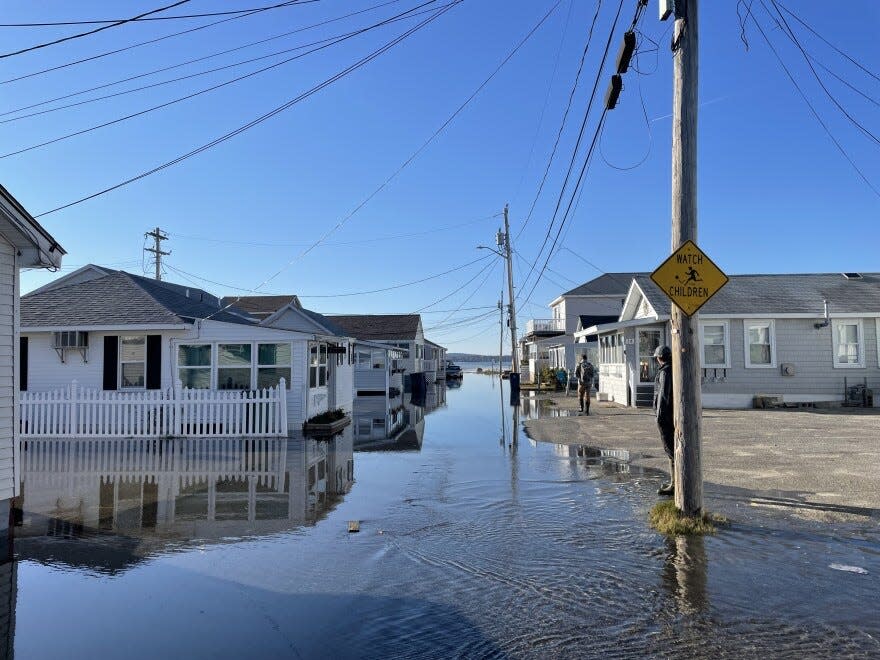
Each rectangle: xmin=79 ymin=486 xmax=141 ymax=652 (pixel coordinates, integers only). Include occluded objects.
xmin=651 ymin=239 xmax=728 ymax=516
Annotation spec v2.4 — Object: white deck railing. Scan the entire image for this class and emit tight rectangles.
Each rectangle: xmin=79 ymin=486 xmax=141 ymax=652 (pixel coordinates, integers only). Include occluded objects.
xmin=20 ymin=380 xmax=288 ymax=438
xmin=422 ymin=359 xmax=437 ymax=373
xmin=526 ymin=318 xmax=565 ymax=334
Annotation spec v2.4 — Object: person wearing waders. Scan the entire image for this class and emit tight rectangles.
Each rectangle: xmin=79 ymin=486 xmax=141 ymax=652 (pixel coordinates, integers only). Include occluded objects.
xmin=653 ymin=345 xmax=675 ymax=496
xmin=575 ymin=354 xmax=594 ymax=415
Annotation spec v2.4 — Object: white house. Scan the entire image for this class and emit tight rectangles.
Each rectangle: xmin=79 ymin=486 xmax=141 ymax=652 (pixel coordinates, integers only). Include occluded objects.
xmin=0 ymin=184 xmax=65 ymax=538
xmin=520 ymin=273 xmax=641 ymax=382
xmin=327 ymin=314 xmax=445 ymax=395
xmin=20 ymin=268 xmax=355 ymax=433
xmin=580 ymin=273 xmax=880 ymax=408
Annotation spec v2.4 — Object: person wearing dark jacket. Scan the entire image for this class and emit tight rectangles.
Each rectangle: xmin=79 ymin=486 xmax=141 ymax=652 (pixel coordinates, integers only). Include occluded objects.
xmin=653 ymin=345 xmax=675 ymax=496
xmin=575 ymin=354 xmax=595 ymax=415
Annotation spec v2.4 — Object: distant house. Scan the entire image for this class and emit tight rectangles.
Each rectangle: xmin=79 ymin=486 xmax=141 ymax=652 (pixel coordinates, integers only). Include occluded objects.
xmin=0 ymin=184 xmax=65 ymax=537
xmin=579 ymin=273 xmax=880 ymax=408
xmin=20 ymin=267 xmax=354 ymax=432
xmin=327 ymin=314 xmax=445 ymax=391
xmin=520 ymin=273 xmax=642 ymax=382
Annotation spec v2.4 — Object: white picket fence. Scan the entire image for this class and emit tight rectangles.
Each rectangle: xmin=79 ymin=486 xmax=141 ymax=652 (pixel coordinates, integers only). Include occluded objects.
xmin=20 ymin=380 xmax=289 ymax=438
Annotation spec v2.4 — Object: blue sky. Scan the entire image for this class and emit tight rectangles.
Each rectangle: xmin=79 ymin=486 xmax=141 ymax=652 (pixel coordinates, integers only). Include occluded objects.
xmin=3 ymin=0 xmax=878 ymax=354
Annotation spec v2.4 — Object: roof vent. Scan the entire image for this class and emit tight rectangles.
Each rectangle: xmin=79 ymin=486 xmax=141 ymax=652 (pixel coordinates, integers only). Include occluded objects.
xmin=842 ymin=273 xmax=863 ymax=280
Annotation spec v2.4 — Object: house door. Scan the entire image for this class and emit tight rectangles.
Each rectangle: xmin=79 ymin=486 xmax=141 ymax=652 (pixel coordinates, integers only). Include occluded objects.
xmin=638 ymin=329 xmax=663 ymax=383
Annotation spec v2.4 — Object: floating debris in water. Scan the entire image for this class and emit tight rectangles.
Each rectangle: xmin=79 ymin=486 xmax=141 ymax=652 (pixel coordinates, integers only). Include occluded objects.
xmin=829 ymin=564 xmax=868 ymax=575
xmin=348 ymin=521 xmax=360 ymax=533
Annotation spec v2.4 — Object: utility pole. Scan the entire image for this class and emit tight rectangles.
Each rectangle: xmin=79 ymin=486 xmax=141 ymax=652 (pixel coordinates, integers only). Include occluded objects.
xmin=502 ymin=204 xmax=519 ymax=379
xmin=144 ymin=227 xmax=170 ymax=281
xmin=498 ymin=293 xmax=505 ymax=378
xmin=669 ymin=0 xmax=702 ymax=515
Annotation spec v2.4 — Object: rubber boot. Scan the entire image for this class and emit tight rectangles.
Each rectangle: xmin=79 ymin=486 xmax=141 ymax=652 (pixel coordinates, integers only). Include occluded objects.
xmin=657 ymin=459 xmax=675 ymax=496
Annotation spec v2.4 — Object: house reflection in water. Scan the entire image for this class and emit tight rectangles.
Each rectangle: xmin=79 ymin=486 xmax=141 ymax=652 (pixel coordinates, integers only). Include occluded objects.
xmin=13 ymin=431 xmax=355 ymax=562
xmin=353 ymin=381 xmax=447 ymax=452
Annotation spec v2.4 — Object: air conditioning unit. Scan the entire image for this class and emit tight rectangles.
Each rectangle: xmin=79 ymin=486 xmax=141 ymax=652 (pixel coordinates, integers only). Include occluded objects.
xmin=53 ymin=331 xmax=89 ymax=362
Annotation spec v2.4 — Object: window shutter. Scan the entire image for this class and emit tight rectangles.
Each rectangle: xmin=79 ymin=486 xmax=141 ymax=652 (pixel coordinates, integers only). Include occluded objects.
xmin=103 ymin=336 xmax=118 ymax=390
xmin=146 ymin=335 xmax=162 ymax=390
xmin=19 ymin=336 xmax=28 ymax=392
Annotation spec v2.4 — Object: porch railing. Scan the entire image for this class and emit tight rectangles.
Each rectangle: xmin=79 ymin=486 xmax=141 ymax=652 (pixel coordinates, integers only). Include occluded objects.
xmin=422 ymin=359 xmax=438 ymax=373
xmin=20 ymin=380 xmax=288 ymax=438
xmin=526 ymin=318 xmax=565 ymax=334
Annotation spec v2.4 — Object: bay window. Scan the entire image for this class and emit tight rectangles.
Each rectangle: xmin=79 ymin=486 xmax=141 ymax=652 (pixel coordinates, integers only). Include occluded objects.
xmin=120 ymin=335 xmax=146 ymax=389
xmin=744 ymin=320 xmax=776 ymax=368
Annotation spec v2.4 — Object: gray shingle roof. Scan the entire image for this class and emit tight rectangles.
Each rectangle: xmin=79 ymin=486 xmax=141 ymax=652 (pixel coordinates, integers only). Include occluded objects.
xmin=562 ymin=272 xmax=647 ymax=297
xmin=22 ymin=269 xmax=257 ymax=327
xmin=327 ymin=314 xmax=421 ymax=340
xmin=222 ymin=295 xmax=349 ymax=337
xmin=634 ymin=273 xmax=880 ymax=316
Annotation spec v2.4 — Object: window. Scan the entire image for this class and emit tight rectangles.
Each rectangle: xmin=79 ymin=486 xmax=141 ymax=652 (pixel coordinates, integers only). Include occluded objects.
xmin=257 ymin=343 xmax=291 ymax=389
xmin=700 ymin=321 xmax=729 ymax=368
xmin=832 ymin=320 xmax=864 ymax=368
xmin=744 ymin=320 xmax=776 ymax=368
xmin=178 ymin=344 xmax=211 ymax=389
xmin=120 ymin=335 xmax=146 ymax=389
xmin=355 ymin=350 xmax=372 ymax=368
xmin=371 ymin=351 xmax=386 ymax=369
xmin=218 ymin=343 xmax=252 ymax=390
xmin=309 ymin=343 xmax=328 ymax=388
xmin=53 ymin=331 xmax=88 ymax=348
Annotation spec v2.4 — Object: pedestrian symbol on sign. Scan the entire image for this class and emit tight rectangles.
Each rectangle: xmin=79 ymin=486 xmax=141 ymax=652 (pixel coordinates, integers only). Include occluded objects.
xmin=676 ymin=266 xmax=703 ymax=285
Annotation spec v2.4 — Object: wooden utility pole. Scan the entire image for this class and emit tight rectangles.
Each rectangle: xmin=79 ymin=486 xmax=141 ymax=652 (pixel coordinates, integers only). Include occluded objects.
xmin=670 ymin=0 xmax=702 ymax=515
xmin=502 ymin=204 xmax=518 ymax=376
xmin=144 ymin=227 xmax=170 ymax=281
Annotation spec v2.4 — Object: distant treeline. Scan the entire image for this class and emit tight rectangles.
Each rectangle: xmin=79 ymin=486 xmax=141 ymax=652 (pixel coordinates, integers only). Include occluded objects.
xmin=447 ymin=353 xmax=511 ymax=363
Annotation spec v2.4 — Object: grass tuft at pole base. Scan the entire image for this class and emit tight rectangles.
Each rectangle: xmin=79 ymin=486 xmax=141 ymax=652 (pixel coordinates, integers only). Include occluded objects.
xmin=649 ymin=500 xmax=729 ymax=536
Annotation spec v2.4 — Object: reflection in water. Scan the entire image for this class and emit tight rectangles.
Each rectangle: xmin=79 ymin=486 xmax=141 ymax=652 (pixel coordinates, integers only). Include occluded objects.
xmin=662 ymin=535 xmax=709 ymax=615
xmin=14 ymin=433 xmax=354 ymax=570
xmin=353 ymin=382 xmax=447 ymax=452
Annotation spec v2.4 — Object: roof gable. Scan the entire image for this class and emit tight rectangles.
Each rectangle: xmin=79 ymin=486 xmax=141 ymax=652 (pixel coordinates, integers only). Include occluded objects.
xmin=560 ymin=272 xmax=648 ymax=298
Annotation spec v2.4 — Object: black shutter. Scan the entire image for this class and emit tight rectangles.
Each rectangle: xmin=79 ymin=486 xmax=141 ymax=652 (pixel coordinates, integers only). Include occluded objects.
xmin=19 ymin=336 xmax=28 ymax=392
xmin=146 ymin=335 xmax=162 ymax=390
xmin=103 ymin=336 xmax=118 ymax=390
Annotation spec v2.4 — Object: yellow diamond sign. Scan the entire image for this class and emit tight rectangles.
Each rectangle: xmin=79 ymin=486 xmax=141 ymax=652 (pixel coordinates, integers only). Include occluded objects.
xmin=650 ymin=240 xmax=729 ymax=316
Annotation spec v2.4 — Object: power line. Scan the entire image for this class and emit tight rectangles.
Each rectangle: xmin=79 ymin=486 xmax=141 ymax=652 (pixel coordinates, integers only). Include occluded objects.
xmin=431 ymin=258 xmax=501 ymax=326
xmin=413 ymin=256 xmax=500 ymax=313
xmin=165 ymin=252 xmax=493 ymax=298
xmin=0 ymin=0 xmax=406 ymax=122
xmin=747 ymin=11 xmax=880 ymax=198
xmin=518 ymin=0 xmax=627 ymax=299
xmin=773 ymin=1 xmax=880 ymax=85
xmin=167 ymin=212 xmax=501 ymax=248
xmin=34 ymin=0 xmax=455 ymax=217
xmin=515 ymin=0 xmax=604 ymax=241
xmin=2 ymin=3 xmax=443 ymax=158
xmin=762 ymin=0 xmax=880 ymax=147
xmin=0 ymin=1 xmax=192 ymax=60
xmin=0 ymin=0 xmax=315 ymax=86
xmin=0 ymin=1 xmax=329 ymax=27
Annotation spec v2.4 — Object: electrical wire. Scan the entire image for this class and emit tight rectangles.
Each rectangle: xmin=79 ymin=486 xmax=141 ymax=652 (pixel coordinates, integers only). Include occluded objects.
xmin=773 ymin=1 xmax=880 ymax=84
xmin=165 ymin=252 xmax=493 ymax=298
xmin=515 ymin=0 xmax=604 ymax=241
xmin=167 ymin=212 xmax=501 ymax=248
xmin=2 ymin=2 xmax=445 ymax=158
xmin=0 ymin=0 xmax=406 ymax=122
xmin=413 ymin=257 xmax=500 ymax=313
xmin=0 ymin=1 xmax=329 ymax=27
xmin=0 ymin=1 xmax=192 ymax=60
xmin=431 ymin=258 xmax=501 ymax=326
xmin=518 ymin=0 xmax=628 ymax=300
xmin=34 ymin=0 xmax=454 ymax=217
xmin=762 ymin=0 xmax=880 ymax=147
xmin=0 ymin=0 xmax=315 ymax=86
xmin=748 ymin=11 xmax=880 ymax=198
xmin=598 ymin=69 xmax=653 ymax=170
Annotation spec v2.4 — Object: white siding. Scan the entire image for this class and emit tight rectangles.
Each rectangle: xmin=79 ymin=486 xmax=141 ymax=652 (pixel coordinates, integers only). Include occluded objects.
xmin=0 ymin=239 xmax=14 ymax=500
xmin=333 ymin=358 xmax=354 ymax=414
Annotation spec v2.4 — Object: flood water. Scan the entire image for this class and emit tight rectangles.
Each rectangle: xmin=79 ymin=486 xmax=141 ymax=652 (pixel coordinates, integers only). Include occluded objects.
xmin=7 ymin=376 xmax=880 ymax=658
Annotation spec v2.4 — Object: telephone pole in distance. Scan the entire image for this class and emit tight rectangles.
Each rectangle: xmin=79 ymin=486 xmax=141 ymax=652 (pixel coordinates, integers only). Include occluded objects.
xmin=144 ymin=227 xmax=170 ymax=281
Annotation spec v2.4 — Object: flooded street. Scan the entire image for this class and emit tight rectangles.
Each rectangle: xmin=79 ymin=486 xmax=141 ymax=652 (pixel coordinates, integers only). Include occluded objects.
xmin=8 ymin=374 xmax=880 ymax=658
